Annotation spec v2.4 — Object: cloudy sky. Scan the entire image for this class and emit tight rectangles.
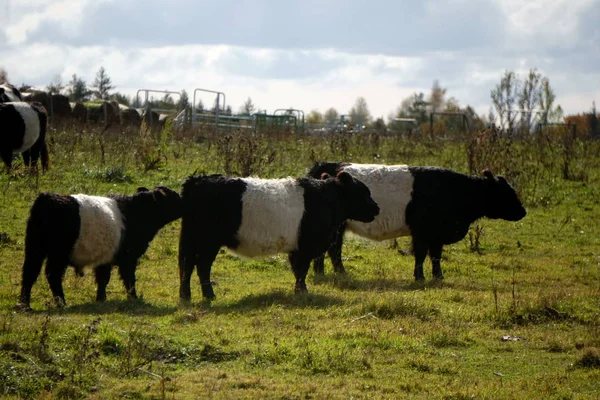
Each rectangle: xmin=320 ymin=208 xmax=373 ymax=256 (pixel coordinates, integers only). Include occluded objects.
xmin=1 ymin=0 xmax=598 ymax=119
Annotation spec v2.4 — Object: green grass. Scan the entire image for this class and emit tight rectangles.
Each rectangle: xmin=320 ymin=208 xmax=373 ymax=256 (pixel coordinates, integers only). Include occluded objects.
xmin=0 ymin=126 xmax=599 ymax=399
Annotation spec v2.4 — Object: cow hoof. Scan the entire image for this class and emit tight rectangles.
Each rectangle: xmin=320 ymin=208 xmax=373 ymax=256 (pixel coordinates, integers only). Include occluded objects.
xmin=200 ymin=289 xmax=216 ymax=301
xmin=14 ymin=303 xmax=32 ymax=313
xmin=53 ymin=297 xmax=66 ymax=308
xmin=433 ymin=274 xmax=445 ymax=281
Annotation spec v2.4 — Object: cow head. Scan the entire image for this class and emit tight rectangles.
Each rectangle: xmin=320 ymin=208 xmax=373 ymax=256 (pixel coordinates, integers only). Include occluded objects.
xmin=136 ymin=185 xmax=182 ymax=225
xmin=482 ymin=170 xmax=527 ymax=221
xmin=334 ymin=171 xmax=380 ymax=223
xmin=0 ymin=84 xmax=22 ymax=103
xmin=0 ymin=87 xmax=8 ymax=103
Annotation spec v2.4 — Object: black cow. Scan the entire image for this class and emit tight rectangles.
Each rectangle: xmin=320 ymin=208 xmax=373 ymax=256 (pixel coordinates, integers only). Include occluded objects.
xmin=309 ymin=162 xmax=527 ymax=281
xmin=17 ymin=186 xmax=182 ymax=310
xmin=178 ymin=172 xmax=380 ymax=301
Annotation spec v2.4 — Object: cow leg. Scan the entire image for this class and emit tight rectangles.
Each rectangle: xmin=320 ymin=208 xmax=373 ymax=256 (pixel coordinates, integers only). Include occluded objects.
xmin=429 ymin=243 xmax=444 ymax=280
xmin=194 ymin=243 xmax=221 ymax=300
xmin=94 ymin=264 xmax=112 ymax=302
xmin=289 ymin=251 xmax=311 ymax=293
xmin=328 ymin=222 xmax=347 ymax=274
xmin=22 ymin=150 xmax=32 ymax=168
xmin=1 ymin=148 xmax=13 ymax=171
xmin=179 ymin=253 xmax=195 ymax=302
xmin=412 ymin=237 xmax=428 ymax=281
xmin=25 ymin=141 xmax=41 ymax=172
xmin=117 ymin=262 xmax=138 ymax=300
xmin=312 ymin=254 xmax=326 ymax=275
xmin=44 ymin=256 xmax=69 ymax=307
xmin=18 ymin=251 xmax=46 ymax=309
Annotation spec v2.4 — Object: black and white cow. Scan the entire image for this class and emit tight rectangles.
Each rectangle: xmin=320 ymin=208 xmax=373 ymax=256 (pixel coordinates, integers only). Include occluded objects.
xmin=0 ymin=83 xmax=22 ymax=103
xmin=18 ymin=186 xmax=182 ymax=310
xmin=309 ymin=163 xmax=527 ymax=281
xmin=0 ymin=101 xmax=49 ymax=171
xmin=178 ymin=172 xmax=380 ymax=301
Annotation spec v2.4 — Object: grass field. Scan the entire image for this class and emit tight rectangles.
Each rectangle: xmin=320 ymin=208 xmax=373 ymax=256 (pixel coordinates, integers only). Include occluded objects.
xmin=0 ymin=125 xmax=599 ymax=399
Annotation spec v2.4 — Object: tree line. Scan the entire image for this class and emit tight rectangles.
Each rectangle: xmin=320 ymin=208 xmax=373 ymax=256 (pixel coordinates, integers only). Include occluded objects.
xmin=1 ymin=65 xmax=597 ymax=135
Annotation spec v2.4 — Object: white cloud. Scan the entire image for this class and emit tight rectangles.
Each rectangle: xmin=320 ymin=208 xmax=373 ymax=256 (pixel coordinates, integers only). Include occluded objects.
xmin=1 ymin=0 xmax=598 ymax=120
xmin=3 ymin=0 xmax=109 ymax=45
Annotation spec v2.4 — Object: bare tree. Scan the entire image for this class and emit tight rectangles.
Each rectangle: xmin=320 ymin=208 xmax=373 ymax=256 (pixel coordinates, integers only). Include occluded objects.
xmin=517 ymin=69 xmax=542 ymax=131
xmin=538 ymin=76 xmax=557 ymax=125
xmin=0 ymin=68 xmax=8 ymax=84
xmin=349 ymin=97 xmax=371 ymax=127
xmin=239 ymin=97 xmax=256 ymax=115
xmin=491 ymin=69 xmax=562 ymax=133
xmin=324 ymin=108 xmax=339 ymax=125
xmin=46 ymin=74 xmax=65 ymax=94
xmin=491 ymin=70 xmax=520 ymax=133
xmin=428 ymin=79 xmax=447 ymax=113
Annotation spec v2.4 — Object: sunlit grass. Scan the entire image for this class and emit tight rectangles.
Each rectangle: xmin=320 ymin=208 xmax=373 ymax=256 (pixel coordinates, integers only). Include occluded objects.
xmin=0 ymin=125 xmax=599 ymax=398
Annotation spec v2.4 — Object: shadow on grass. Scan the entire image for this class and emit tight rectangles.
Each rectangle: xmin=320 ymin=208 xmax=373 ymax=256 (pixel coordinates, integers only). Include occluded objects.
xmin=200 ymin=289 xmax=344 ymax=314
xmin=311 ymin=272 xmax=447 ymax=292
xmin=38 ymin=298 xmax=177 ymax=316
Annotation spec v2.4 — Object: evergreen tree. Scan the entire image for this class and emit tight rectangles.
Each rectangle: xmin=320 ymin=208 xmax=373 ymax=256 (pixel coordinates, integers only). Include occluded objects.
xmin=179 ymin=89 xmax=190 ymax=110
xmin=67 ymin=74 xmax=92 ymax=102
xmin=111 ymin=92 xmax=131 ymax=106
xmin=92 ymin=66 xmax=114 ymax=100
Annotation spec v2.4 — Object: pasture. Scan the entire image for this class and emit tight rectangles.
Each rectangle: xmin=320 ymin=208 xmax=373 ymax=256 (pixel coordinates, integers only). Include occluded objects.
xmin=0 ymin=124 xmax=599 ymax=399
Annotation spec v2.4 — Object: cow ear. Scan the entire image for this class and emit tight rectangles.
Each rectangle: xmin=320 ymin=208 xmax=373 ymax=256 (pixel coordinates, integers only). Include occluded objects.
xmin=136 ymin=186 xmax=149 ymax=193
xmin=320 ymin=172 xmax=332 ymax=180
xmin=481 ymin=170 xmax=495 ymax=180
xmin=336 ymin=171 xmax=353 ymax=185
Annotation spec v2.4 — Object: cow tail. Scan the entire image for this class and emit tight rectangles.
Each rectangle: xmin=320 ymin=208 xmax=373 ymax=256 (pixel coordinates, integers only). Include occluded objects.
xmin=19 ymin=195 xmax=49 ymax=306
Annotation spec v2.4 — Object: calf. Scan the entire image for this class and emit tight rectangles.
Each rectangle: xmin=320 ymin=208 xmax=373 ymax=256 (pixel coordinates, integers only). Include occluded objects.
xmin=309 ymin=163 xmax=527 ymax=281
xmin=178 ymin=172 xmax=380 ymax=301
xmin=0 ymin=101 xmax=49 ymax=171
xmin=18 ymin=186 xmax=182 ymax=310
xmin=0 ymin=83 xmax=22 ymax=103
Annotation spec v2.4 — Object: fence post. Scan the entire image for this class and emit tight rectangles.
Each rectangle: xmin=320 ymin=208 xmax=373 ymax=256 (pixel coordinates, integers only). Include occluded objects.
xmin=49 ymin=92 xmax=54 ymax=124
xmin=215 ymin=94 xmax=220 ymax=133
